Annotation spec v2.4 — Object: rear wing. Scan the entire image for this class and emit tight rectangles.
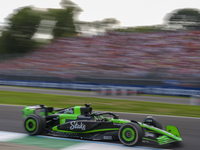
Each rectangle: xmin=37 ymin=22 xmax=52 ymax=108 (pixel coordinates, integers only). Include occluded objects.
xmin=22 ymin=105 xmax=54 ymax=118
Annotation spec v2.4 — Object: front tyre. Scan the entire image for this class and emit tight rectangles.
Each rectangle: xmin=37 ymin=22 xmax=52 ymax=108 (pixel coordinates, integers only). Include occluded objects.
xmin=24 ymin=114 xmax=46 ymax=135
xmin=118 ymin=122 xmax=143 ymax=146
xmin=142 ymin=116 xmax=162 ymax=129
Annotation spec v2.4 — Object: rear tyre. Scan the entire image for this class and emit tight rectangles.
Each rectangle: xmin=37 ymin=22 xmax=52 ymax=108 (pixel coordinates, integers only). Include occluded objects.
xmin=24 ymin=114 xmax=46 ymax=135
xmin=118 ymin=122 xmax=143 ymax=146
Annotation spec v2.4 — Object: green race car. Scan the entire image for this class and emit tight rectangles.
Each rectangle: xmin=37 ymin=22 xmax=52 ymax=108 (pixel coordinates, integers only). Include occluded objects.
xmin=22 ymin=104 xmax=182 ymax=147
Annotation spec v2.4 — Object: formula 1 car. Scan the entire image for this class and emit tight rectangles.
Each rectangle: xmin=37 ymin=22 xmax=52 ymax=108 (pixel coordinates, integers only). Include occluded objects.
xmin=22 ymin=104 xmax=182 ymax=147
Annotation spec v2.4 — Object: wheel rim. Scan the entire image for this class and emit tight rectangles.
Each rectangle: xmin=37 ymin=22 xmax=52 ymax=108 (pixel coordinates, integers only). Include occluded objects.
xmin=25 ymin=119 xmax=36 ymax=131
xmin=122 ymin=127 xmax=135 ymax=142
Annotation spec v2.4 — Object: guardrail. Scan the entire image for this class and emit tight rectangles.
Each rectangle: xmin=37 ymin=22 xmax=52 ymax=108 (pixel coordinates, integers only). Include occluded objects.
xmin=190 ymin=95 xmax=200 ymax=105
xmin=95 ymin=88 xmax=141 ymax=96
xmin=0 ymin=79 xmax=200 ymax=98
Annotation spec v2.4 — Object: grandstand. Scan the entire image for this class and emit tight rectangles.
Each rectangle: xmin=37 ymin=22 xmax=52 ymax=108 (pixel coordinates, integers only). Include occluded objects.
xmin=0 ymin=30 xmax=200 ymax=86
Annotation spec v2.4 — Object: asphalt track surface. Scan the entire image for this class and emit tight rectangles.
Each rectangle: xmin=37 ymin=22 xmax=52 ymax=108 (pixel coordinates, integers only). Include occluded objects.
xmin=0 ymin=86 xmax=200 ymax=150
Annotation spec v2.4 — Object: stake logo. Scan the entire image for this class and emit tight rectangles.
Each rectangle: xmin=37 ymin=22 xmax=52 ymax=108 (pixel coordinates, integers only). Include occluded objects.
xmin=70 ymin=121 xmax=86 ymax=130
xmin=64 ymin=109 xmax=74 ymax=114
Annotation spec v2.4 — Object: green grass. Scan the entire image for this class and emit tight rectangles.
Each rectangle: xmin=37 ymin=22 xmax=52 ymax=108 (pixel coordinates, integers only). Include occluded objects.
xmin=0 ymin=90 xmax=200 ymax=118
xmin=3 ymin=85 xmax=90 ymax=92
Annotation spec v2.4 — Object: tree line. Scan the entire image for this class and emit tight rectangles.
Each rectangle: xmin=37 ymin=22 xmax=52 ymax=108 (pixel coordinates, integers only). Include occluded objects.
xmin=0 ymin=0 xmax=119 ymax=54
xmin=0 ymin=0 xmax=200 ymax=55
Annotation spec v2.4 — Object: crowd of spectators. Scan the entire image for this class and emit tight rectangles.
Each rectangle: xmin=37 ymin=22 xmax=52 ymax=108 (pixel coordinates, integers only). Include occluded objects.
xmin=0 ymin=30 xmax=200 ymax=80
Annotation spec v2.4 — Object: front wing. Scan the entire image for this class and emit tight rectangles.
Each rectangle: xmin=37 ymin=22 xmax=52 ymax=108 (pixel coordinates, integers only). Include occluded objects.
xmin=140 ymin=123 xmax=182 ymax=145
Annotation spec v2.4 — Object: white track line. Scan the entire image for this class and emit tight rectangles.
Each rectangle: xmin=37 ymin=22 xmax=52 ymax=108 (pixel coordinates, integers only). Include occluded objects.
xmin=0 ymin=131 xmax=27 ymax=141
xmin=0 ymin=131 xmax=167 ymax=150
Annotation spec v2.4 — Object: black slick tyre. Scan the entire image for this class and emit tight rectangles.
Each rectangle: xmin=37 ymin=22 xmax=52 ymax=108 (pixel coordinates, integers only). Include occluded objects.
xmin=143 ymin=116 xmax=162 ymax=129
xmin=118 ymin=122 xmax=143 ymax=146
xmin=24 ymin=114 xmax=46 ymax=135
xmin=153 ymin=117 xmax=162 ymax=129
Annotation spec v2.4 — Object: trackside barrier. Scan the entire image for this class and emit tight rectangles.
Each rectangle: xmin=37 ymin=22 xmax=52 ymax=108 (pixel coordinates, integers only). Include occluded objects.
xmin=95 ymin=88 xmax=140 ymax=96
xmin=190 ymin=95 xmax=200 ymax=105
xmin=0 ymin=79 xmax=200 ymax=97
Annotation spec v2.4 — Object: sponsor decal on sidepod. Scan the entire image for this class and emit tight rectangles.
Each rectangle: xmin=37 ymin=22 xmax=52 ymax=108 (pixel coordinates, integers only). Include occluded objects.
xmin=70 ymin=121 xmax=86 ymax=130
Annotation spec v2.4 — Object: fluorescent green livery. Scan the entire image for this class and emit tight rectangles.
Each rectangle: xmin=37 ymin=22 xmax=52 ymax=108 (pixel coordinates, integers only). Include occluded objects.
xmin=22 ymin=106 xmax=35 ymax=118
xmin=122 ymin=128 xmax=135 ymax=142
xmin=25 ymin=119 xmax=36 ymax=131
xmin=22 ymin=104 xmax=182 ymax=147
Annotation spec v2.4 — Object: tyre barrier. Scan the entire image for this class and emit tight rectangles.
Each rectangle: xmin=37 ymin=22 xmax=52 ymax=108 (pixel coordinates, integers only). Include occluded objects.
xmin=95 ymin=88 xmax=141 ymax=96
